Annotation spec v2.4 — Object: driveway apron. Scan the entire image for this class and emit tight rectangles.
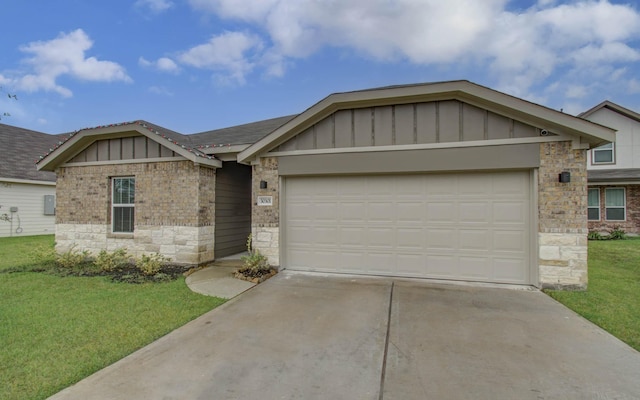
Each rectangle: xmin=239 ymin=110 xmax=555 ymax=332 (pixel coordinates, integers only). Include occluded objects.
xmin=49 ymin=272 xmax=640 ymax=400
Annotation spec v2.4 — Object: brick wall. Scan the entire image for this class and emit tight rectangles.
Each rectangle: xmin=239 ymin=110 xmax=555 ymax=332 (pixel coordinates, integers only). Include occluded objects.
xmin=55 ymin=160 xmax=217 ymax=264
xmin=588 ymin=185 xmax=640 ymax=234
xmin=251 ymin=157 xmax=280 ymax=265
xmin=538 ymin=141 xmax=589 ymax=289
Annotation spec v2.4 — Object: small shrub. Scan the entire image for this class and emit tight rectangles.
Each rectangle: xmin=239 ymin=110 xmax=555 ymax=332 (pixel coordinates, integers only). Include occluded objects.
xmin=136 ymin=253 xmax=170 ymax=276
xmin=95 ymin=248 xmax=131 ymax=272
xmin=239 ymin=234 xmax=270 ymax=274
xmin=588 ymin=231 xmax=604 ymax=241
xmin=608 ymin=226 xmax=627 ymax=240
xmin=30 ymin=244 xmax=57 ymax=266
xmin=56 ymin=245 xmax=91 ymax=269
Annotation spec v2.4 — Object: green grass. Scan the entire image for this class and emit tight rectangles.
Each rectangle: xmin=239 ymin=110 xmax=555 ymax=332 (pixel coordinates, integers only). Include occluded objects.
xmin=0 ymin=235 xmax=225 ymax=400
xmin=0 ymin=235 xmax=55 ymax=271
xmin=546 ymin=237 xmax=640 ymax=351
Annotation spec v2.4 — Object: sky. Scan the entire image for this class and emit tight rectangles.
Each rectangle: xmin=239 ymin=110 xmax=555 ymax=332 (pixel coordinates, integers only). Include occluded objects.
xmin=0 ymin=0 xmax=639 ymax=135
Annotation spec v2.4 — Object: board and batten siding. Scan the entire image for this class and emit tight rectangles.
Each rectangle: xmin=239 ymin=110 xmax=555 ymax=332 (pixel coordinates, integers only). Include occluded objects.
xmin=0 ymin=180 xmax=55 ymax=237
xmin=274 ymin=100 xmax=544 ymax=152
xmin=214 ymin=162 xmax=252 ymax=258
xmin=68 ymin=135 xmax=177 ymax=163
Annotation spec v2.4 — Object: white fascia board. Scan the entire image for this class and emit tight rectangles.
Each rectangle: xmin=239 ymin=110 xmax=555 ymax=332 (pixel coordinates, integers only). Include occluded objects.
xmin=0 ymin=177 xmax=56 ymax=186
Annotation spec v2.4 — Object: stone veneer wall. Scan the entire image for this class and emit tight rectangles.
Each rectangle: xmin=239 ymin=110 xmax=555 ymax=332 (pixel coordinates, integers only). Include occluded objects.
xmin=588 ymin=185 xmax=640 ymax=235
xmin=55 ymin=160 xmax=216 ymax=264
xmin=538 ymin=141 xmax=588 ymax=289
xmin=251 ymin=157 xmax=280 ymax=266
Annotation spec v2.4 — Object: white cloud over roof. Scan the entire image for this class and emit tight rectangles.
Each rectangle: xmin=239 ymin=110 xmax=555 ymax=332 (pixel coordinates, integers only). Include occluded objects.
xmin=181 ymin=0 xmax=639 ymax=99
xmin=3 ymin=29 xmax=131 ymax=98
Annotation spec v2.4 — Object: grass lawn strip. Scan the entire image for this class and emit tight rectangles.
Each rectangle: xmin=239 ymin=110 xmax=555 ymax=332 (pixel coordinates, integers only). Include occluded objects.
xmin=546 ymin=237 xmax=640 ymax=351
xmin=0 ymin=235 xmax=224 ymax=400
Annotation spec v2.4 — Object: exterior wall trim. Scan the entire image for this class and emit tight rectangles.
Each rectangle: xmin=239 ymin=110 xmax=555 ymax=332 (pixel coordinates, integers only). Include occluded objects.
xmin=266 ymin=135 xmax=571 ymax=158
xmin=61 ymin=156 xmax=194 ymax=168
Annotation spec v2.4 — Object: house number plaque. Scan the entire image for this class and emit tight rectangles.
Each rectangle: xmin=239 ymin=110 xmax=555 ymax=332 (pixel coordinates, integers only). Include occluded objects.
xmin=257 ymin=196 xmax=273 ymax=206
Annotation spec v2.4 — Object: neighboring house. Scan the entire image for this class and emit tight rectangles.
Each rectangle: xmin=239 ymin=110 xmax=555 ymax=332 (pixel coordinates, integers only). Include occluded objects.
xmin=37 ymin=81 xmax=615 ymax=289
xmin=580 ymin=101 xmax=640 ymax=235
xmin=0 ymin=123 xmax=64 ymax=237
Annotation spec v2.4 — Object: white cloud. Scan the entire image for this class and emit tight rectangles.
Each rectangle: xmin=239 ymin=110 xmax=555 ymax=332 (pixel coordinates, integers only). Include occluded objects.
xmin=178 ymin=31 xmax=263 ymax=84
xmin=148 ymin=85 xmax=173 ymax=96
xmin=139 ymin=56 xmax=180 ymax=73
xmin=565 ymin=85 xmax=589 ymax=99
xmin=135 ymin=0 xmax=173 ymax=13
xmin=184 ymin=0 xmax=640 ymax=94
xmin=3 ymin=29 xmax=131 ymax=98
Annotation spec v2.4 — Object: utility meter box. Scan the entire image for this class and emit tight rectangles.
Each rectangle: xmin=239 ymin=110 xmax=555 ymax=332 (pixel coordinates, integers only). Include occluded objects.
xmin=44 ymin=195 xmax=56 ymax=215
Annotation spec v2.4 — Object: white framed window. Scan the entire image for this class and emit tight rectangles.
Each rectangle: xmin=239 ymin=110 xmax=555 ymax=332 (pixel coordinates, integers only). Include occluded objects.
xmin=605 ymin=187 xmax=625 ymax=221
xmin=112 ymin=177 xmax=135 ymax=233
xmin=592 ymin=143 xmax=614 ymax=164
xmin=587 ymin=188 xmax=600 ymax=221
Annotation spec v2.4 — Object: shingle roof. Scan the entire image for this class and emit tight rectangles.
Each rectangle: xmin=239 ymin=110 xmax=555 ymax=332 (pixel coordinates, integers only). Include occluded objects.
xmin=188 ymin=115 xmax=297 ymax=148
xmin=588 ymin=168 xmax=640 ymax=182
xmin=0 ymin=123 xmax=65 ymax=182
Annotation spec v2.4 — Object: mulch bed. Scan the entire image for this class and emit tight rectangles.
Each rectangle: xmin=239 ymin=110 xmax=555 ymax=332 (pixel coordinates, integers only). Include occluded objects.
xmin=234 ymin=268 xmax=278 ymax=284
xmin=2 ymin=263 xmax=192 ymax=284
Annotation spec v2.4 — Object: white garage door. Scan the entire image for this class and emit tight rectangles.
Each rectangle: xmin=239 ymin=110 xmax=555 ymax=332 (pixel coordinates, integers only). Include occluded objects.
xmin=284 ymin=171 xmax=532 ymax=284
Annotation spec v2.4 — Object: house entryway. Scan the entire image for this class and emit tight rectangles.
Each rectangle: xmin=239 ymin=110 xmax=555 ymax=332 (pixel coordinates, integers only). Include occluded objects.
xmin=214 ymin=161 xmax=252 ymax=258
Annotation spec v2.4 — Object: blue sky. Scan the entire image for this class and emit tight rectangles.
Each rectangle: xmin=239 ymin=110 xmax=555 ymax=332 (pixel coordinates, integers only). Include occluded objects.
xmin=0 ymin=0 xmax=639 ymax=135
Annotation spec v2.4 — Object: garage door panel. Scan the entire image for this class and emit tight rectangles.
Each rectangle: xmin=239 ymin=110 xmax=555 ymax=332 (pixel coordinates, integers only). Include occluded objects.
xmin=368 ymin=202 xmax=395 ymax=222
xmin=459 ymin=229 xmax=490 ymax=251
xmin=367 ymin=227 xmax=395 ymax=249
xmin=426 ymin=254 xmax=458 ymax=277
xmin=396 ymin=254 xmax=426 ymax=275
xmin=427 ymin=228 xmax=457 ymax=250
xmin=459 ymin=256 xmax=492 ymax=279
xmin=396 ymin=228 xmax=424 ymax=250
xmin=493 ymin=231 xmax=526 ymax=253
xmin=493 ymin=202 xmax=527 ymax=224
xmin=284 ymin=171 xmax=531 ymax=284
xmin=367 ymin=252 xmax=396 ymax=274
xmin=339 ymin=202 xmax=367 ymax=221
xmin=427 ymin=203 xmax=457 ymax=221
xmin=493 ymin=258 xmax=527 ymax=282
xmin=459 ymin=202 xmax=491 ymax=223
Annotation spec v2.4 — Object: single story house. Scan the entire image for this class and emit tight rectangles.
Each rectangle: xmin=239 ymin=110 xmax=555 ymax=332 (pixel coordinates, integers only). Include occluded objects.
xmin=580 ymin=101 xmax=640 ymax=234
xmin=0 ymin=123 xmax=63 ymax=237
xmin=37 ymin=81 xmax=616 ymax=289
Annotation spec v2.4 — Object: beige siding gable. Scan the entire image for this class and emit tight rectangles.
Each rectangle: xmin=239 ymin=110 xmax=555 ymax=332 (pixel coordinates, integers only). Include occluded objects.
xmin=67 ymin=135 xmax=180 ymax=163
xmin=272 ymin=100 xmax=545 ymax=152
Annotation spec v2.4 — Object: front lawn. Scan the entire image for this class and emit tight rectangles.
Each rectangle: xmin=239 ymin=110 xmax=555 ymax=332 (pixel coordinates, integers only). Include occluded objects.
xmin=0 ymin=235 xmax=224 ymax=400
xmin=546 ymin=237 xmax=640 ymax=351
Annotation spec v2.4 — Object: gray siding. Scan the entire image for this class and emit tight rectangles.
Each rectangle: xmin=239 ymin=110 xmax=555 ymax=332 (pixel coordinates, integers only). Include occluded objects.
xmin=273 ymin=100 xmax=543 ymax=152
xmin=68 ymin=135 xmax=177 ymax=163
xmin=215 ymin=162 xmax=252 ymax=258
xmin=278 ymin=143 xmax=540 ymax=176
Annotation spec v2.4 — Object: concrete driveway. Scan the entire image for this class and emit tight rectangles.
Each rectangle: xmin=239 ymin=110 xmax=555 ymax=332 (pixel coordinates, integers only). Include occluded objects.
xmin=49 ymin=272 xmax=640 ymax=400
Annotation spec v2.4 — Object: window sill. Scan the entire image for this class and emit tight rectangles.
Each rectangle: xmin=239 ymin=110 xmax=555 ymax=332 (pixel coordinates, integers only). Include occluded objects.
xmin=107 ymin=232 xmax=134 ymax=239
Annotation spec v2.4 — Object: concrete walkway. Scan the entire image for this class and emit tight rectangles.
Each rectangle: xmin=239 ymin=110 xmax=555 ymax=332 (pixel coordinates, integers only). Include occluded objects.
xmin=49 ymin=272 xmax=640 ymax=399
xmin=185 ymin=252 xmax=255 ymax=299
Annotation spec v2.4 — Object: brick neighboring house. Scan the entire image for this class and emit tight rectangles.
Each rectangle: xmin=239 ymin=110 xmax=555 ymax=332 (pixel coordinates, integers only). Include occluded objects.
xmin=38 ymin=81 xmax=616 ymax=289
xmin=0 ymin=123 xmax=65 ymax=237
xmin=581 ymin=101 xmax=640 ymax=235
